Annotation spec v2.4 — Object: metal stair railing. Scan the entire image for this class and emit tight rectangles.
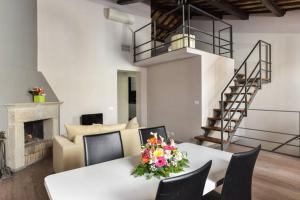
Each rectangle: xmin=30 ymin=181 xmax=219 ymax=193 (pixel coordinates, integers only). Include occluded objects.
xmin=220 ymin=40 xmax=272 ymax=150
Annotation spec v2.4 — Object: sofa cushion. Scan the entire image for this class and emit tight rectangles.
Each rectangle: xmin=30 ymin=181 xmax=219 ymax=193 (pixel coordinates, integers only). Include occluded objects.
xmin=93 ymin=123 xmax=127 ymax=132
xmin=120 ymin=128 xmax=142 ymax=157
xmin=65 ymin=124 xmax=104 ymax=141
xmin=126 ymin=117 xmax=139 ymax=129
xmin=65 ymin=123 xmax=127 ymax=141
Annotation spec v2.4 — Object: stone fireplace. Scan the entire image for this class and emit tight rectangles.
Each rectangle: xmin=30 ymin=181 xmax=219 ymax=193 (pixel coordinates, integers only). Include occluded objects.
xmin=4 ymin=102 xmax=62 ymax=171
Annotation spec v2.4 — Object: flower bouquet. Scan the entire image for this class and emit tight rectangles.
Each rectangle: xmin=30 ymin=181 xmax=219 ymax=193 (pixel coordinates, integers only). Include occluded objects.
xmin=132 ymin=133 xmax=189 ymax=179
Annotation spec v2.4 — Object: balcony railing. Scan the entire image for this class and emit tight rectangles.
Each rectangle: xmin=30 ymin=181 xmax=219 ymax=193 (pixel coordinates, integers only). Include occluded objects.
xmin=133 ymin=4 xmax=233 ymax=62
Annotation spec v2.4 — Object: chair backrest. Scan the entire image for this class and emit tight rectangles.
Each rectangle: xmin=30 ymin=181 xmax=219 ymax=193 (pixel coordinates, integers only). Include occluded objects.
xmin=155 ymin=160 xmax=212 ymax=200
xmin=139 ymin=126 xmax=168 ymax=145
xmin=83 ymin=131 xmax=124 ymax=166
xmin=81 ymin=113 xmax=103 ymax=125
xmin=221 ymin=145 xmax=261 ymax=200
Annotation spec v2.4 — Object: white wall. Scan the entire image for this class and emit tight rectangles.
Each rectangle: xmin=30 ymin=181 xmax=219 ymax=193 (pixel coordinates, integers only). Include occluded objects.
xmin=225 ymin=11 xmax=300 ymax=154
xmin=147 ymin=49 xmax=234 ymax=142
xmin=38 ymin=0 xmax=150 ymax=133
xmin=0 ymin=0 xmax=58 ymax=132
xmin=200 ymin=50 xmax=234 ymax=126
xmin=147 ymin=57 xmax=202 ymax=142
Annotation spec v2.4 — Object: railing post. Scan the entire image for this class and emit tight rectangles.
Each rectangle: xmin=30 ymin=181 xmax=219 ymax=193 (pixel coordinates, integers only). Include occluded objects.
xmin=153 ymin=20 xmax=157 ymax=56
xmin=218 ymin=30 xmax=221 ymax=55
xmin=187 ymin=5 xmax=190 ymax=48
xmin=270 ymin=44 xmax=272 ymax=82
xmin=230 ymin=25 xmax=233 ymax=58
xmin=259 ymin=41 xmax=262 ymax=89
xmin=182 ymin=5 xmax=185 ymax=48
xmin=133 ymin=31 xmax=136 ymax=63
xmin=265 ymin=43 xmax=269 ymax=80
xmin=221 ymin=94 xmax=224 ymax=151
xmin=213 ymin=19 xmax=215 ymax=54
xmin=245 ymin=62 xmax=248 ymax=117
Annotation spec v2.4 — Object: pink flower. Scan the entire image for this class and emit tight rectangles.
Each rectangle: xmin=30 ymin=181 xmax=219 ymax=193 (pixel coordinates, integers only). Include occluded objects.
xmin=163 ymin=145 xmax=176 ymax=151
xmin=142 ymin=148 xmax=150 ymax=156
xmin=155 ymin=156 xmax=167 ymax=168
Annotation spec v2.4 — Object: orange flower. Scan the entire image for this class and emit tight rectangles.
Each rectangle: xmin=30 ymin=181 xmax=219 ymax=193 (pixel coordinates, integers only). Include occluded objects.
xmin=147 ymin=137 xmax=157 ymax=144
xmin=142 ymin=156 xmax=150 ymax=164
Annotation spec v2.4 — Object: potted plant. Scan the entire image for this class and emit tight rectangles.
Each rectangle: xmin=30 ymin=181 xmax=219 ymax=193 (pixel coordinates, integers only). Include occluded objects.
xmin=29 ymin=87 xmax=46 ymax=103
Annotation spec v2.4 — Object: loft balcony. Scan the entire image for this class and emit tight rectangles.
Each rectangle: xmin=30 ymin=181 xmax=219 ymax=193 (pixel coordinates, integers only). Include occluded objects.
xmin=133 ymin=4 xmax=233 ymax=63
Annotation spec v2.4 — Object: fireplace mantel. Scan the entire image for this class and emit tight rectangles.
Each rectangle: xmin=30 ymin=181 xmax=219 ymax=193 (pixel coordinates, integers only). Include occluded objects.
xmin=4 ymin=102 xmax=63 ymax=108
xmin=4 ymin=102 xmax=63 ymax=171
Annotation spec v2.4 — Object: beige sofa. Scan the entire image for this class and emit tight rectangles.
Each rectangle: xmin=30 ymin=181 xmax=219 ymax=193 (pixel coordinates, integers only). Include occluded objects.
xmin=53 ymin=123 xmax=143 ymax=173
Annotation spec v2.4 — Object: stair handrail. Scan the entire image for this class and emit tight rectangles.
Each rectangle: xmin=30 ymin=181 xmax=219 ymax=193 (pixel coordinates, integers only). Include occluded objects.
xmin=220 ymin=40 xmax=272 ymax=150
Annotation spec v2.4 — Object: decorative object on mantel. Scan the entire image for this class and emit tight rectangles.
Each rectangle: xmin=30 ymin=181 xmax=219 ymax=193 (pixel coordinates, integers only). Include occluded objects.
xmin=132 ymin=133 xmax=189 ymax=179
xmin=29 ymin=87 xmax=46 ymax=103
xmin=0 ymin=131 xmax=13 ymax=180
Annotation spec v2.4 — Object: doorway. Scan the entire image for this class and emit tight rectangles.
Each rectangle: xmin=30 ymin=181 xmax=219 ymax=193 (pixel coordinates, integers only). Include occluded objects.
xmin=117 ymin=71 xmax=140 ymax=123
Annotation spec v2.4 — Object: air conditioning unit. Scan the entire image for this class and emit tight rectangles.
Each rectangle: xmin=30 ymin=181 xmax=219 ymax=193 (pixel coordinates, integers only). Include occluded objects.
xmin=104 ymin=8 xmax=135 ymax=25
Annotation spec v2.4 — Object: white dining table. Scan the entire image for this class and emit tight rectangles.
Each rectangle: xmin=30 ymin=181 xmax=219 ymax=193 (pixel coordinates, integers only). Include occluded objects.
xmin=45 ymin=143 xmax=232 ymax=200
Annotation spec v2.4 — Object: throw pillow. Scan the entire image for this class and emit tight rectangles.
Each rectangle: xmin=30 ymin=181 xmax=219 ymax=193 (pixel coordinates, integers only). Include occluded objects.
xmin=65 ymin=124 xmax=104 ymax=141
xmin=93 ymin=123 xmax=127 ymax=132
xmin=126 ymin=117 xmax=139 ymax=129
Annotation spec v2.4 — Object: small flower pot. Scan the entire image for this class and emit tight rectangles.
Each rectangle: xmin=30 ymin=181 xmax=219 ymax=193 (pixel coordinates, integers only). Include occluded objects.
xmin=34 ymin=95 xmax=46 ymax=103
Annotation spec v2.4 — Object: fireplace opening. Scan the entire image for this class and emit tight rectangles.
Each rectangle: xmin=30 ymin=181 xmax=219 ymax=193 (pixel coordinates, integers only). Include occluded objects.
xmin=24 ymin=120 xmax=44 ymax=143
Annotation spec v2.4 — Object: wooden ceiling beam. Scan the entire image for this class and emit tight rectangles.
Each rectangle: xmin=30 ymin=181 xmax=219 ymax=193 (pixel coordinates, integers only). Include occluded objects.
xmin=117 ymin=0 xmax=149 ymax=5
xmin=261 ymin=0 xmax=286 ymax=17
xmin=208 ymin=0 xmax=249 ymax=20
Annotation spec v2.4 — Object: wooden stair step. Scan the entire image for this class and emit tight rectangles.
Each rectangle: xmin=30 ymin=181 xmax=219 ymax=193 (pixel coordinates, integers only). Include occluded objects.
xmin=208 ymin=117 xmax=240 ymax=123
xmin=230 ymin=85 xmax=257 ymax=89
xmin=236 ymin=73 xmax=245 ymax=78
xmin=194 ymin=135 xmax=228 ymax=144
xmin=236 ymin=77 xmax=259 ymax=83
xmin=225 ymin=92 xmax=252 ymax=96
xmin=202 ymin=126 xmax=235 ymax=133
xmin=237 ymin=78 xmax=269 ymax=83
xmin=221 ymin=100 xmax=249 ymax=104
xmin=214 ymin=108 xmax=245 ymax=113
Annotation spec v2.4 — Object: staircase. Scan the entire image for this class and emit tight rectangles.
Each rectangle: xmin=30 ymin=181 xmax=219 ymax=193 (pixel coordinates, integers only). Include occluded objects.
xmin=195 ymin=40 xmax=272 ymax=150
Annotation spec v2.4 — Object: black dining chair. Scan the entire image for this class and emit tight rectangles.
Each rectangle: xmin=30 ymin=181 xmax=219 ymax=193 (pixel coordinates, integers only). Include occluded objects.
xmin=139 ymin=126 xmax=168 ymax=145
xmin=155 ymin=160 xmax=212 ymax=200
xmin=203 ymin=145 xmax=261 ymax=200
xmin=83 ymin=131 xmax=124 ymax=166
